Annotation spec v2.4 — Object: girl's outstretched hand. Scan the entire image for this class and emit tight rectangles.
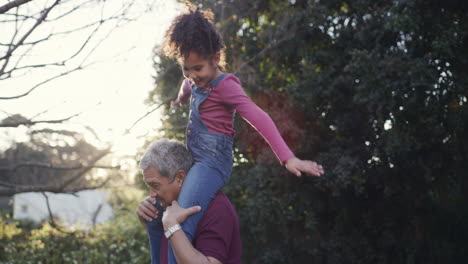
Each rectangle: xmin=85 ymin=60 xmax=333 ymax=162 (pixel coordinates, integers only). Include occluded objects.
xmin=285 ymin=157 xmax=324 ymax=177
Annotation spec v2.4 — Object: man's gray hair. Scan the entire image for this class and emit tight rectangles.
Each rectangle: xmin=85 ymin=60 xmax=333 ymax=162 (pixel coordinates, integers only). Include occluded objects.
xmin=139 ymin=139 xmax=193 ymax=182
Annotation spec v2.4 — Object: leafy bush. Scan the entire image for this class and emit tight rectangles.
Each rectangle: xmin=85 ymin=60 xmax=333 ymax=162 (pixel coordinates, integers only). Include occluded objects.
xmin=0 ymin=189 xmax=151 ymax=264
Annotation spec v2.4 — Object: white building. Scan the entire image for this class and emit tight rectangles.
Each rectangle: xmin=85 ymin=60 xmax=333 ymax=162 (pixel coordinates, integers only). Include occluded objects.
xmin=13 ymin=190 xmax=113 ymax=228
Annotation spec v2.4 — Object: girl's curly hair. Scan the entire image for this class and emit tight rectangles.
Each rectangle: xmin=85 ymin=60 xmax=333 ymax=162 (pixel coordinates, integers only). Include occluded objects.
xmin=162 ymin=3 xmax=226 ymax=68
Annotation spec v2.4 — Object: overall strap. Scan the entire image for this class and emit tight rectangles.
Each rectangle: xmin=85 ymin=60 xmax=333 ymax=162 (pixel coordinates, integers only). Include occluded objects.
xmin=209 ymin=73 xmax=228 ymax=88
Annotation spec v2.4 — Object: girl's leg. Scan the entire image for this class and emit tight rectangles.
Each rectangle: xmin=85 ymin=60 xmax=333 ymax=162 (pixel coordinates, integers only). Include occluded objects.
xmin=167 ymin=162 xmax=225 ymax=264
xmin=147 ymin=201 xmax=164 ymax=264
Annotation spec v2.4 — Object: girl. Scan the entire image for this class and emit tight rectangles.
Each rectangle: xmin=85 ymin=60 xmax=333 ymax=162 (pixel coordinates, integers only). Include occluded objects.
xmin=149 ymin=5 xmax=324 ymax=264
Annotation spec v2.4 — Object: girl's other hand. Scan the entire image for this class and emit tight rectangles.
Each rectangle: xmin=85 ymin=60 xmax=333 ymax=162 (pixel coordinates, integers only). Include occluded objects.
xmin=136 ymin=196 xmax=159 ymax=222
xmin=285 ymin=157 xmax=324 ymax=177
xmin=171 ymin=98 xmax=181 ymax=108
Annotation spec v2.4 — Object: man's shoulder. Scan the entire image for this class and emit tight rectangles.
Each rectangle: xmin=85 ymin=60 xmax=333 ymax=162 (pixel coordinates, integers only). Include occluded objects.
xmin=205 ymin=192 xmax=237 ymax=219
xmin=211 ymin=192 xmax=231 ymax=206
xmin=194 ymin=192 xmax=242 ymax=264
xmin=196 ymin=192 xmax=239 ymax=231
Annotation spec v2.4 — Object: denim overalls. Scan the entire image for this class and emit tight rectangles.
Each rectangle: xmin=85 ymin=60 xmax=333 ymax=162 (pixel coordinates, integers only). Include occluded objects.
xmin=147 ymin=74 xmax=233 ymax=264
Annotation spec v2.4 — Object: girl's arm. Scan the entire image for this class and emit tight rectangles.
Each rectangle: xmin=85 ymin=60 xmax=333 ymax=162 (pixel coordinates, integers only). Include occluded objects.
xmin=172 ymin=79 xmax=192 ymax=106
xmin=284 ymin=156 xmax=324 ymax=177
xmin=240 ymin=103 xmax=324 ymax=177
xmin=222 ymin=78 xmax=324 ymax=177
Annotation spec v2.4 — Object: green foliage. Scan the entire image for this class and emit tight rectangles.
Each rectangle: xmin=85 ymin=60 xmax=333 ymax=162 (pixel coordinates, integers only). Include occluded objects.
xmin=0 ymin=190 xmax=151 ymax=264
xmin=0 ymin=215 xmax=22 ymax=240
xmin=151 ymin=0 xmax=468 ymax=263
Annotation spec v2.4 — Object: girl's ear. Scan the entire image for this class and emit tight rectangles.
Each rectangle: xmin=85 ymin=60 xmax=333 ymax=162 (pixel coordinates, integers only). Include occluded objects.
xmin=212 ymin=52 xmax=221 ymax=66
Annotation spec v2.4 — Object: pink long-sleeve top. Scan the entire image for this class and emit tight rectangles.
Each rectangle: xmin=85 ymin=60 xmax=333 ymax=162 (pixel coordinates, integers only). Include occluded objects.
xmin=177 ymin=74 xmax=294 ymax=164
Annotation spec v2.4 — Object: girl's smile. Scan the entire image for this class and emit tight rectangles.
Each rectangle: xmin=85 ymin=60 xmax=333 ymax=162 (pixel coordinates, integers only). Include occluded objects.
xmin=181 ymin=51 xmax=222 ymax=88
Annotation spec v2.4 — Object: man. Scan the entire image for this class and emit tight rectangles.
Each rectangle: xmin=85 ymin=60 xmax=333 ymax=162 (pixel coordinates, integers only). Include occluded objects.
xmin=136 ymin=139 xmax=242 ymax=264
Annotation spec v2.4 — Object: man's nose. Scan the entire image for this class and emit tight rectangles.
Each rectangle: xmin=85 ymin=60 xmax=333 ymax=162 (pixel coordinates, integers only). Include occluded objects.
xmin=150 ymin=189 xmax=158 ymax=198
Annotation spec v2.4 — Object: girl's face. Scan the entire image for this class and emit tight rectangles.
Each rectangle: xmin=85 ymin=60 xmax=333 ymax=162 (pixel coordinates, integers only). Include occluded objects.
xmin=181 ymin=51 xmax=221 ymax=88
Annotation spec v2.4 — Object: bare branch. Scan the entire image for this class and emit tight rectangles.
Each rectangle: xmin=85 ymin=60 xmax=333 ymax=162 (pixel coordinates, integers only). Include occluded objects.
xmin=1 ymin=161 xmax=120 ymax=171
xmin=0 ymin=13 xmax=35 ymax=21
xmin=29 ymin=101 xmax=68 ymax=120
xmin=71 ymin=177 xmax=111 ymax=195
xmin=0 ymin=148 xmax=113 ymax=196
xmin=84 ymin=125 xmax=103 ymax=142
xmin=0 ymin=1 xmax=143 ymax=97
xmin=61 ymin=148 xmax=111 ymax=190
xmin=0 ymin=2 xmax=22 ymax=79
xmin=126 ymin=98 xmax=172 ymax=133
xmin=1 ymin=0 xmax=160 ymax=102
xmin=0 ymin=0 xmax=33 ymax=14
xmin=0 ymin=0 xmax=60 ymax=74
xmin=64 ymin=21 xmax=103 ymax=63
xmin=46 ymin=0 xmax=95 ymax=22
xmin=0 ymin=179 xmax=115 ymax=196
xmin=2 ymin=62 xmax=65 ymax=78
xmin=0 ymin=13 xmax=131 ymax=79
xmin=0 ymin=33 xmax=52 ymax=46
xmin=8 ymin=39 xmax=36 ymax=76
xmin=91 ymin=203 xmax=103 ymax=227
xmin=0 ymin=112 xmax=81 ymax=127
xmin=61 ymin=1 xmax=140 ymax=64
xmin=42 ymin=192 xmax=75 ymax=234
xmin=0 ymin=66 xmax=83 ymax=100
xmin=30 ymin=128 xmax=78 ymax=135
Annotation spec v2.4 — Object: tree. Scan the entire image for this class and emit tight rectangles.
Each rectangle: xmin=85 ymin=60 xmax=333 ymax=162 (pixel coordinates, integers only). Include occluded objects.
xmin=150 ymin=0 xmax=468 ymax=263
xmin=0 ymin=124 xmax=119 ymax=196
xmin=0 ymin=0 xmax=148 ymax=98
xmin=0 ymin=0 xmax=158 ymax=195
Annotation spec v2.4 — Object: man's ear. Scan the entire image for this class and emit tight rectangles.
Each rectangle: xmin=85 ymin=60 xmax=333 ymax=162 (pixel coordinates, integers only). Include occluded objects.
xmin=175 ymin=170 xmax=186 ymax=187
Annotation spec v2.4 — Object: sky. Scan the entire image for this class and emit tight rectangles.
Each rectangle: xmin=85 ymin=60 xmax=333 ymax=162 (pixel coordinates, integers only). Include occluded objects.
xmin=0 ymin=0 xmax=182 ymax=157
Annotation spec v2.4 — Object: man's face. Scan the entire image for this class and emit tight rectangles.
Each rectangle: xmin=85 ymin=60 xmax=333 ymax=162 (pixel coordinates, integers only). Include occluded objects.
xmin=143 ymin=167 xmax=180 ymax=209
xmin=181 ymin=51 xmax=220 ymax=88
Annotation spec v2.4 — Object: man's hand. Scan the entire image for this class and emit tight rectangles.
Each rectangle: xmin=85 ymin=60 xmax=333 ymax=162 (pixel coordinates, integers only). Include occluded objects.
xmin=163 ymin=201 xmax=221 ymax=264
xmin=136 ymin=196 xmax=159 ymax=222
xmin=285 ymin=156 xmax=324 ymax=177
xmin=162 ymin=201 xmax=201 ymax=230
